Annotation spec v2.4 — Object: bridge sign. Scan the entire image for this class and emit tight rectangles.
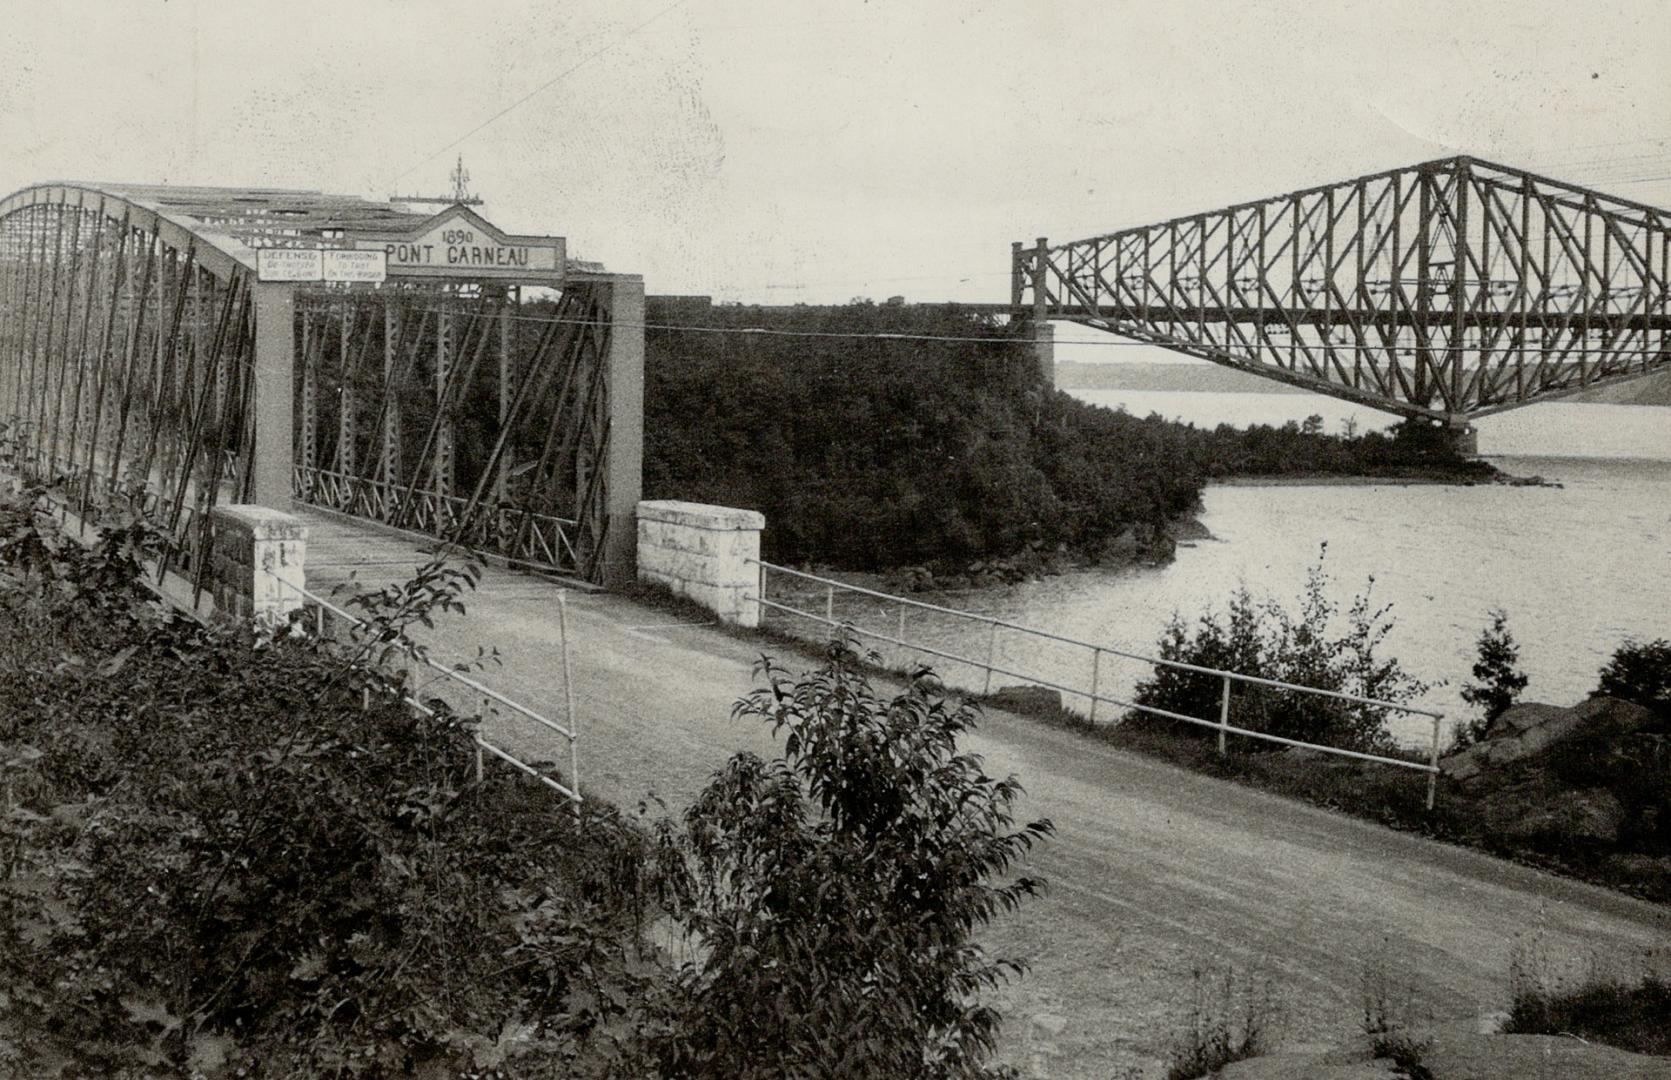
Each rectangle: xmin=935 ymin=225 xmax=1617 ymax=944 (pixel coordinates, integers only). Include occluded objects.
xmin=323 ymin=249 xmax=387 ymax=283
xmin=351 ymin=205 xmax=565 ymax=284
xmin=257 ymin=248 xmax=323 ymax=282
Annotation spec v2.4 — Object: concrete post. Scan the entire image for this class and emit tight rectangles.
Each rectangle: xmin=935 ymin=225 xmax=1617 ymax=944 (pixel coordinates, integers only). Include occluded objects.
xmin=210 ymin=504 xmax=306 ymax=622
xmin=250 ymin=282 xmax=295 ymax=507
xmin=599 ymin=275 xmax=645 ymax=589
xmin=636 ymin=500 xmax=763 ymax=627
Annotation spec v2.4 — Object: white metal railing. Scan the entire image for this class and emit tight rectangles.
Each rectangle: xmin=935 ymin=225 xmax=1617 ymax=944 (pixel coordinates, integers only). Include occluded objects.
xmin=277 ymin=578 xmax=582 ymax=805
xmin=749 ymin=559 xmax=1446 ymax=809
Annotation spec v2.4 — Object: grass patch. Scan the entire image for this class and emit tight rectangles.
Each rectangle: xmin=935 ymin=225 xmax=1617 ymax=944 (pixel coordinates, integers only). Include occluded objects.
xmin=1505 ymin=943 xmax=1671 ymax=1056
xmin=1160 ymin=965 xmax=1279 ymax=1080
xmin=1360 ymin=949 xmax=1435 ymax=1080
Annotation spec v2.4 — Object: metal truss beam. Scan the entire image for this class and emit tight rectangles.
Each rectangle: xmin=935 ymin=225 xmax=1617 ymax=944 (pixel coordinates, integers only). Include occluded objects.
xmin=1016 ymin=156 xmax=1671 ymax=421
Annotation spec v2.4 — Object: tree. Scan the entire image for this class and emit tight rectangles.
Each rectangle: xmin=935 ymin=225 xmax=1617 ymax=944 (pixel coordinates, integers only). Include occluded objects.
xmin=1594 ymin=638 xmax=1671 ymax=722
xmin=1455 ymin=608 xmax=1529 ymax=748
xmin=660 ymin=635 xmax=1053 ymax=1078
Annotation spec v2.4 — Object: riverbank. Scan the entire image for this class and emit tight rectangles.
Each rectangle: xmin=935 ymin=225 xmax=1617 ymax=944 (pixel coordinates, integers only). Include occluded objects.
xmin=654 ymin=549 xmax=1671 ymax=907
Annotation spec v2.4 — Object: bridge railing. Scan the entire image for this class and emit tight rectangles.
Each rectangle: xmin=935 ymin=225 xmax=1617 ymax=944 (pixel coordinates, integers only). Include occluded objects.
xmin=275 ymin=577 xmax=582 ymax=806
xmin=748 ymin=560 xmax=1445 ymax=808
xmin=294 ymin=465 xmax=581 ymax=574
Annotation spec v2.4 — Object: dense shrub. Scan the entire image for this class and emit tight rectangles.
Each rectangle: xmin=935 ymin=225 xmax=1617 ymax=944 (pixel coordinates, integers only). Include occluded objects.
xmin=0 ymin=492 xmax=683 ymax=1077
xmin=1131 ymin=547 xmax=1429 ymax=755
xmin=656 ymin=635 xmax=1053 ymax=1078
xmin=642 ymin=300 xmax=1488 ymax=571
xmin=1594 ymin=638 xmax=1671 ymax=724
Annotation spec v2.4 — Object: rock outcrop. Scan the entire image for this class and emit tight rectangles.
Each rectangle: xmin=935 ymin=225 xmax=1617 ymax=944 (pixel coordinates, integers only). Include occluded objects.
xmin=1442 ymin=697 xmax=1656 ymax=784
xmin=1439 ymin=696 xmax=1670 ymax=877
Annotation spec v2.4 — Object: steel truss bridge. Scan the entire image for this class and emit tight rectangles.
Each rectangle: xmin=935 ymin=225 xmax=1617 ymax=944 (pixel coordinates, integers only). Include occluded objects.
xmin=1013 ymin=156 xmax=1671 ymax=423
xmin=0 ymin=182 xmax=643 ymax=589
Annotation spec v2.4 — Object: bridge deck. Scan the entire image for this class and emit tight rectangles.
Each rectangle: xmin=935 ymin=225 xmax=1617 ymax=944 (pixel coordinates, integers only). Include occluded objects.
xmin=294 ymin=506 xmax=1669 ymax=1076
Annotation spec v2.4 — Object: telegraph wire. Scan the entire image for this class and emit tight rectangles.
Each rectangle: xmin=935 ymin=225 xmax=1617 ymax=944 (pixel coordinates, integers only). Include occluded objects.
xmin=389 ymin=304 xmax=1671 ymax=356
xmin=387 ymin=0 xmax=691 ymax=189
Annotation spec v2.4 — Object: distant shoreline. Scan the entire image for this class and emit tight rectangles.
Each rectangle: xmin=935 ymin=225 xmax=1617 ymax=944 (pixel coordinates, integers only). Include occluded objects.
xmin=1211 ymin=469 xmax=1558 ymax=488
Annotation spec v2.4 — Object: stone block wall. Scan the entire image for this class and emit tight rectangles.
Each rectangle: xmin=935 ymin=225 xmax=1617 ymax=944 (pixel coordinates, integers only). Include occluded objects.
xmin=210 ymin=505 xmax=307 ymax=621
xmin=637 ymin=500 xmax=764 ymax=628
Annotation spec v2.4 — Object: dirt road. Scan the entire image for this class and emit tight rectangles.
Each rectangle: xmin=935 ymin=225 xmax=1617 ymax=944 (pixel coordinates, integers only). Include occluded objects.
xmin=300 ymin=509 xmax=1669 ymax=1078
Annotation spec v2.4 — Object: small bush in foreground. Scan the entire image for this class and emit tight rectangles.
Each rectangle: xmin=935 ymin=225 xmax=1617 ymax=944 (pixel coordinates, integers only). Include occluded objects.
xmin=1160 ymin=965 xmax=1278 ymax=1080
xmin=660 ymin=634 xmax=1054 ymax=1078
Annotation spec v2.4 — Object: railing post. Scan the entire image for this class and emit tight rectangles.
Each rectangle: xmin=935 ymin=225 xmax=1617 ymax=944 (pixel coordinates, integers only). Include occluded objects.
xmin=897 ymin=604 xmax=906 ymax=657
xmin=1218 ymin=675 xmax=1232 ymax=756
xmin=983 ymin=620 xmax=998 ymax=695
xmin=558 ymin=590 xmax=581 ymax=811
xmin=1426 ymin=714 xmax=1442 ymax=811
xmin=757 ymin=562 xmax=766 ymax=625
xmin=825 ymin=583 xmax=834 ymax=625
xmin=1088 ymin=647 xmax=1102 ymax=723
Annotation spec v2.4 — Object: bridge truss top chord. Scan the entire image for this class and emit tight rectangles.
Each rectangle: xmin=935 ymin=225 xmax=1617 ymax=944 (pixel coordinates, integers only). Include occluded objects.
xmin=1014 ymin=156 xmax=1671 ymax=422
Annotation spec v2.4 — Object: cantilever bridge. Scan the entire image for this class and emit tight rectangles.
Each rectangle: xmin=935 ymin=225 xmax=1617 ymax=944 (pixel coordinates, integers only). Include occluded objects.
xmin=1013 ymin=156 xmax=1671 ymax=425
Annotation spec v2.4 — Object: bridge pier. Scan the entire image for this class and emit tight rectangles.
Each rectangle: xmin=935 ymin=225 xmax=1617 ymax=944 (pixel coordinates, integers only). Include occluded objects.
xmin=1443 ymin=417 xmax=1479 ymax=456
xmin=1030 ymin=320 xmax=1056 ymax=389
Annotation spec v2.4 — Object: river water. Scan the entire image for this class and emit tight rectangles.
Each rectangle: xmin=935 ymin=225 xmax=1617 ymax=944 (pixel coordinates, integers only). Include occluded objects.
xmin=804 ymin=392 xmax=1671 ymax=749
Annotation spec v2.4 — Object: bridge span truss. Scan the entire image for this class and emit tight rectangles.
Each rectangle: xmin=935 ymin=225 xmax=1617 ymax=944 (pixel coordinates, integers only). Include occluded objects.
xmin=0 ymin=185 xmax=263 ymax=588
xmin=1015 ymin=157 xmax=1671 ymax=422
xmin=0 ymin=183 xmax=643 ymax=589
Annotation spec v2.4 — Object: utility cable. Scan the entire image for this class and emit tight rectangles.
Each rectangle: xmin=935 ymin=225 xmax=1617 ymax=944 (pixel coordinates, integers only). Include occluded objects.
xmin=387 ymin=0 xmax=690 ymax=189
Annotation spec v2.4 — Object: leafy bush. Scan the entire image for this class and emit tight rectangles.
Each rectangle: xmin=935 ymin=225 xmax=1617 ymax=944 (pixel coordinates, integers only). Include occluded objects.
xmin=0 ymin=492 xmax=684 ymax=1077
xmin=1454 ymin=608 xmax=1529 ymax=749
xmin=1594 ymin=638 xmax=1671 ymax=724
xmin=656 ymin=635 xmax=1053 ymax=1078
xmin=1132 ymin=546 xmax=1429 ymax=755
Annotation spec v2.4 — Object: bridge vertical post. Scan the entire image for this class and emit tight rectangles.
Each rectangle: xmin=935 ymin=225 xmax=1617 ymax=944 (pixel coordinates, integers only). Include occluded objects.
xmin=1033 ymin=237 xmax=1048 ymax=323
xmin=596 ymin=274 xmax=644 ymax=589
xmin=382 ymin=305 xmax=402 ymax=493
xmin=250 ymin=281 xmax=296 ymax=508
xmin=435 ymin=305 xmax=454 ymax=503
xmin=1021 ymin=238 xmax=1057 ymax=389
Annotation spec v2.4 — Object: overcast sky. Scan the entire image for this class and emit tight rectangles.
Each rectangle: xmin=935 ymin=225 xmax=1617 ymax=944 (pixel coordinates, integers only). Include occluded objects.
xmin=2 ymin=0 xmax=1668 ymax=308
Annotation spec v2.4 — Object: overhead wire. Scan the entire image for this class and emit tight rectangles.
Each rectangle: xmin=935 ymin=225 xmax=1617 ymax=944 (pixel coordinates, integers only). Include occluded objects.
xmin=382 ymin=303 xmax=1671 ymax=357
xmin=386 ymin=0 xmax=691 ymax=189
